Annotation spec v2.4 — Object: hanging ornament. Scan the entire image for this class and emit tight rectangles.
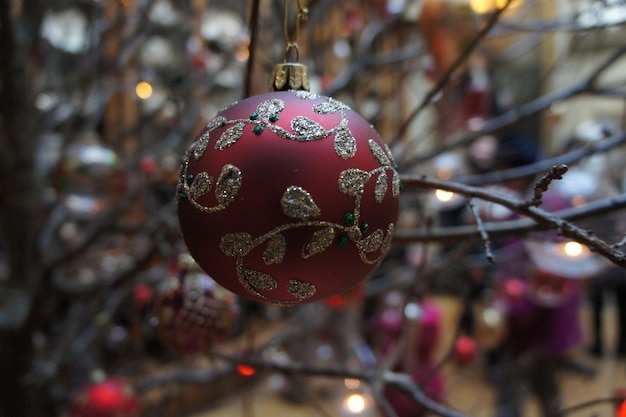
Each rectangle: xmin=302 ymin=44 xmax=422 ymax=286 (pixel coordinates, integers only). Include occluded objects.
xmin=51 ymin=132 xmax=126 ymax=196
xmin=132 ymin=282 xmax=154 ymax=311
xmin=453 ymin=335 xmax=477 ymax=366
xmin=68 ymin=378 xmax=140 ymax=417
xmin=153 ymin=253 xmax=240 ymax=354
xmin=177 ymin=2 xmax=400 ymax=306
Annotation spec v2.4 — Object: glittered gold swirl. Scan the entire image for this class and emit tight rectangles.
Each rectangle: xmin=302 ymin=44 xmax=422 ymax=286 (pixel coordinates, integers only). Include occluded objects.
xmin=189 ymin=172 xmax=213 ymax=201
xmin=178 ymin=164 xmax=243 ymax=213
xmin=339 ymin=169 xmax=369 ymax=196
xmin=302 ymin=227 xmax=335 ymax=259
xmin=215 ymin=164 xmax=243 ymax=205
xmin=374 ymin=172 xmax=388 ymax=203
xmin=263 ymin=235 xmax=287 ymax=265
xmin=243 ymin=268 xmax=278 ymax=291
xmin=287 ymin=279 xmax=316 ymax=300
xmin=220 ymin=233 xmax=255 ymax=257
xmin=181 ymin=92 xmax=360 ymax=160
xmin=281 ymin=186 xmax=321 ymax=220
xmin=216 ymin=122 xmax=245 ymax=150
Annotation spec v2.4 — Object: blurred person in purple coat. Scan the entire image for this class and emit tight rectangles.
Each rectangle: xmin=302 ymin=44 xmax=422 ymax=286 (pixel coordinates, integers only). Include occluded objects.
xmin=490 ymin=191 xmax=605 ymax=417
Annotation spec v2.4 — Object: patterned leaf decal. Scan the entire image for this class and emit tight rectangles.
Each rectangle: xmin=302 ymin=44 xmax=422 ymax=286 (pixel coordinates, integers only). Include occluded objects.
xmin=193 ymin=131 xmax=211 ymax=159
xmin=287 ymin=279 xmax=316 ymax=300
xmin=295 ymin=91 xmax=318 ymax=100
xmin=257 ymin=98 xmax=285 ymax=117
xmin=313 ymin=99 xmax=349 ymax=115
xmin=374 ymin=172 xmax=388 ymax=203
xmin=263 ymin=234 xmax=286 ymax=265
xmin=207 ymin=115 xmax=227 ymax=132
xmin=291 ymin=116 xmax=327 ymax=139
xmin=215 ymin=121 xmax=245 ymax=150
xmin=334 ymin=127 xmax=357 ymax=159
xmin=369 ymin=139 xmax=391 ymax=166
xmin=243 ymin=268 xmax=278 ymax=291
xmin=357 ymin=229 xmax=384 ymax=253
xmin=302 ymin=227 xmax=335 ymax=259
xmin=338 ymin=169 xmax=370 ymax=196
xmin=281 ymin=186 xmax=321 ymax=220
xmin=392 ymin=171 xmax=401 ymax=197
xmin=381 ymin=224 xmax=395 ymax=253
xmin=189 ymin=172 xmax=213 ymax=200
xmin=215 ymin=164 xmax=242 ymax=206
xmin=220 ymin=233 xmax=254 ymax=257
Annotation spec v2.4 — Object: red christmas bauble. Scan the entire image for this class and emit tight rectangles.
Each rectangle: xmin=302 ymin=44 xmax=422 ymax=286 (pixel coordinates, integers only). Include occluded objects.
xmin=453 ymin=335 xmax=477 ymax=366
xmin=503 ymin=278 xmax=526 ymax=301
xmin=132 ymin=282 xmax=154 ymax=310
xmin=69 ymin=378 xmax=140 ymax=417
xmin=177 ymin=90 xmax=400 ymax=305
xmin=154 ymin=254 xmax=240 ymax=354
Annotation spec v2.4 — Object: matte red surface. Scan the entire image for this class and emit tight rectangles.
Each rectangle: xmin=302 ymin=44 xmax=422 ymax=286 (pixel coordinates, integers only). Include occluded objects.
xmin=178 ymin=91 xmax=399 ymax=305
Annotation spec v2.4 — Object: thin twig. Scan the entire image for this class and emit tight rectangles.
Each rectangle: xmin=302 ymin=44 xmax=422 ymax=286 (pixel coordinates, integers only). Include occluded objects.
xmin=398 ymin=175 xmax=626 ymax=267
xmin=524 ymin=164 xmax=568 ymax=207
xmin=466 ymin=198 xmax=495 ymax=263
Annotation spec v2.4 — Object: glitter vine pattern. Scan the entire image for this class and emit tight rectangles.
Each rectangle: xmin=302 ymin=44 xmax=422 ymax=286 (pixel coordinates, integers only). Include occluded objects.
xmin=178 ymin=91 xmax=400 ymax=304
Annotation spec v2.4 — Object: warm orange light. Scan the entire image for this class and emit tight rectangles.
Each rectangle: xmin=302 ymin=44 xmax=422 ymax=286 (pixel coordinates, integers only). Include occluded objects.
xmin=344 ymin=394 xmax=366 ymax=413
xmin=435 ymin=189 xmax=454 ymax=202
xmin=436 ymin=166 xmax=454 ymax=180
xmin=469 ymin=0 xmax=508 ymax=14
xmin=563 ymin=241 xmax=584 ymax=258
xmin=236 ymin=364 xmax=256 ymax=377
xmin=344 ymin=378 xmax=361 ymax=390
xmin=135 ymin=81 xmax=153 ymax=99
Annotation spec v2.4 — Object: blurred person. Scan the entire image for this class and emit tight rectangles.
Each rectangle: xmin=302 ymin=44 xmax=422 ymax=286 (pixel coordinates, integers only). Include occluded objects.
xmin=371 ymin=294 xmax=445 ymax=417
xmin=489 ymin=191 xmax=604 ymax=417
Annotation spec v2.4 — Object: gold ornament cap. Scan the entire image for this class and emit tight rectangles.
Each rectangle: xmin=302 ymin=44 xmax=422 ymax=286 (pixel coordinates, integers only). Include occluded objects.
xmin=271 ymin=62 xmax=310 ymax=91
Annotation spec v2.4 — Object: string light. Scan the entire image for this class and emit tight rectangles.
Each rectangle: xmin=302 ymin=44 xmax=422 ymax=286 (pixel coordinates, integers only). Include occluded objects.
xmin=435 ymin=189 xmax=454 ymax=202
xmin=135 ymin=81 xmax=153 ymax=99
xmin=344 ymin=393 xmax=366 ymax=413
xmin=469 ymin=0 xmax=509 ymax=14
xmin=236 ymin=364 xmax=256 ymax=377
xmin=563 ymin=241 xmax=584 ymax=258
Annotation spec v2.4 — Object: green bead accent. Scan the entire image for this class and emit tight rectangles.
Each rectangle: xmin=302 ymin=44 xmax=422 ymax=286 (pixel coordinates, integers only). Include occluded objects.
xmin=269 ymin=113 xmax=280 ymax=122
xmin=342 ymin=212 xmax=355 ymax=227
xmin=186 ymin=174 xmax=194 ymax=184
xmin=249 ymin=112 xmax=259 ymax=120
xmin=253 ymin=125 xmax=264 ymax=135
xmin=359 ymin=222 xmax=369 ymax=232
xmin=336 ymin=234 xmax=349 ymax=248
xmin=394 ymin=162 xmax=399 ymax=170
xmin=179 ymin=192 xmax=187 ymax=199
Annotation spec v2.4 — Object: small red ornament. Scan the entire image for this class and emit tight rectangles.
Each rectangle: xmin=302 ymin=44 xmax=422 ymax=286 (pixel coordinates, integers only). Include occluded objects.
xmin=177 ymin=89 xmax=400 ymax=305
xmin=236 ymin=364 xmax=256 ymax=377
xmin=69 ymin=378 xmax=140 ymax=417
xmin=615 ymin=388 xmax=626 ymax=417
xmin=453 ymin=336 xmax=477 ymax=366
xmin=503 ymin=278 xmax=526 ymax=301
xmin=132 ymin=282 xmax=153 ymax=310
xmin=153 ymin=254 xmax=240 ymax=354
